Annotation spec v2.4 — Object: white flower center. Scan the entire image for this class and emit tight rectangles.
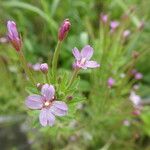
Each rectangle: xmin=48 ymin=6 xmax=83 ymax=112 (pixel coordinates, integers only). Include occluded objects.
xmin=44 ymin=101 xmax=51 ymax=107
xmin=80 ymin=58 xmax=86 ymax=65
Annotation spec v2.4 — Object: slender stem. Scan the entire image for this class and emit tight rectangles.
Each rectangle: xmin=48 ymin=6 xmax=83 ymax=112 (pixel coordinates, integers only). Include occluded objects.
xmin=46 ymin=73 xmax=50 ymax=83
xmin=67 ymin=68 xmax=80 ymax=89
xmin=18 ymin=50 xmax=36 ymax=86
xmin=52 ymin=41 xmax=62 ymax=79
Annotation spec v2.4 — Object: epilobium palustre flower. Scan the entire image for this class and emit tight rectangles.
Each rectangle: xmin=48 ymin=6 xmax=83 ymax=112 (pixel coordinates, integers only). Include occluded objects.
xmin=40 ymin=63 xmax=49 ymax=74
xmin=110 ymin=21 xmax=120 ymax=32
xmin=100 ymin=13 xmax=108 ymax=24
xmin=58 ymin=19 xmax=71 ymax=41
xmin=7 ymin=21 xmax=21 ymax=51
xmin=107 ymin=77 xmax=115 ymax=88
xmin=123 ymin=30 xmax=131 ymax=38
xmin=72 ymin=45 xmax=100 ymax=69
xmin=25 ymin=84 xmax=68 ymax=126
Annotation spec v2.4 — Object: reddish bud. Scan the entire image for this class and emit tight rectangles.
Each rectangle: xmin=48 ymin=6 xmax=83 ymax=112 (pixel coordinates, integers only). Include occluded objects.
xmin=7 ymin=21 xmax=21 ymax=51
xmin=58 ymin=19 xmax=71 ymax=41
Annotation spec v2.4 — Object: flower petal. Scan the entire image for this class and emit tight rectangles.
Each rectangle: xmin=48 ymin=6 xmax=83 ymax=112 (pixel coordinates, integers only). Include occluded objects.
xmin=72 ymin=47 xmax=81 ymax=60
xmin=85 ymin=61 xmax=100 ymax=68
xmin=39 ymin=108 xmax=47 ymax=126
xmin=81 ymin=45 xmax=93 ymax=60
xmin=41 ymin=84 xmax=55 ymax=100
xmin=25 ymin=95 xmax=43 ymax=109
xmin=53 ymin=101 xmax=68 ymax=110
xmin=51 ymin=101 xmax=68 ymax=116
xmin=46 ymin=109 xmax=55 ymax=126
xmin=7 ymin=21 xmax=19 ymax=38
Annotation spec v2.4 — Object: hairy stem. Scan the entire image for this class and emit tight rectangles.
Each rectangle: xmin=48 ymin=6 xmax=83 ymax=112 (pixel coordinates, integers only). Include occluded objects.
xmin=18 ymin=50 xmax=36 ymax=86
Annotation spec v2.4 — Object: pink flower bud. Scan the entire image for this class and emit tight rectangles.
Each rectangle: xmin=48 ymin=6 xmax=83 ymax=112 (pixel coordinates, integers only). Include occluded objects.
xmin=100 ymin=13 xmax=108 ymax=24
xmin=58 ymin=19 xmax=71 ymax=41
xmin=138 ymin=21 xmax=144 ymax=30
xmin=7 ymin=21 xmax=21 ymax=51
xmin=36 ymin=83 xmax=43 ymax=90
xmin=135 ymin=72 xmax=143 ymax=80
xmin=123 ymin=30 xmax=131 ymax=38
xmin=40 ymin=63 xmax=48 ymax=74
xmin=107 ymin=77 xmax=115 ymax=88
xmin=110 ymin=21 xmax=120 ymax=30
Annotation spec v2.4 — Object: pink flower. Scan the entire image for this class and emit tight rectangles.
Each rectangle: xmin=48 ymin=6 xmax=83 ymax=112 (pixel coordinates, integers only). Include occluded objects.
xmin=129 ymin=91 xmax=141 ymax=108
xmin=40 ymin=63 xmax=48 ymax=74
xmin=58 ymin=19 xmax=71 ymax=41
xmin=7 ymin=21 xmax=21 ymax=51
xmin=72 ymin=45 xmax=100 ymax=69
xmin=25 ymin=84 xmax=68 ymax=126
xmin=110 ymin=21 xmax=120 ymax=30
xmin=123 ymin=30 xmax=131 ymax=38
xmin=107 ymin=77 xmax=115 ymax=88
xmin=123 ymin=120 xmax=130 ymax=126
xmin=135 ymin=72 xmax=143 ymax=80
xmin=132 ymin=109 xmax=141 ymax=116
xmin=100 ymin=13 xmax=108 ymax=24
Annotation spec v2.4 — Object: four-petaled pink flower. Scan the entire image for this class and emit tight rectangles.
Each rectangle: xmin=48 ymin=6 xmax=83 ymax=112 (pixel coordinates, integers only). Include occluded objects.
xmin=7 ymin=20 xmax=21 ymax=51
xmin=72 ymin=45 xmax=100 ymax=69
xmin=25 ymin=84 xmax=68 ymax=127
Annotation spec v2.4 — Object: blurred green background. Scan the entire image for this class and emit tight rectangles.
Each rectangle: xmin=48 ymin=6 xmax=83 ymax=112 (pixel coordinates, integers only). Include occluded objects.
xmin=0 ymin=0 xmax=150 ymax=150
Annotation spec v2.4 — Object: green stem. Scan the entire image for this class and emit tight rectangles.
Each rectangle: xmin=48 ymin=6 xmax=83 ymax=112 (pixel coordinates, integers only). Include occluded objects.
xmin=52 ymin=41 xmax=62 ymax=80
xmin=67 ymin=68 xmax=80 ymax=89
xmin=45 ymin=73 xmax=50 ymax=83
xmin=18 ymin=50 xmax=36 ymax=86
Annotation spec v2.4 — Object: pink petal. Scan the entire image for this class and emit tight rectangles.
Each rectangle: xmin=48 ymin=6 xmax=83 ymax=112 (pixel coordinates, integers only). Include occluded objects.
xmin=7 ymin=21 xmax=19 ymax=38
xmin=72 ymin=47 xmax=81 ymax=60
xmin=85 ymin=61 xmax=100 ymax=68
xmin=39 ymin=108 xmax=55 ymax=127
xmin=46 ymin=109 xmax=55 ymax=126
xmin=81 ymin=45 xmax=93 ymax=60
xmin=41 ymin=84 xmax=55 ymax=100
xmin=51 ymin=101 xmax=68 ymax=116
xmin=39 ymin=108 xmax=47 ymax=126
xmin=25 ymin=95 xmax=43 ymax=109
xmin=53 ymin=101 xmax=68 ymax=110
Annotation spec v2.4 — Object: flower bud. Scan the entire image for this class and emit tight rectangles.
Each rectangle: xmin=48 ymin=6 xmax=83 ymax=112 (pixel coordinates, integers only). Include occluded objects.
xmin=138 ymin=21 xmax=144 ymax=31
xmin=100 ymin=13 xmax=108 ymax=24
xmin=135 ymin=72 xmax=143 ymax=80
xmin=36 ymin=83 xmax=43 ymax=90
xmin=107 ymin=77 xmax=115 ymax=88
xmin=123 ymin=30 xmax=131 ymax=38
xmin=40 ymin=63 xmax=49 ymax=74
xmin=58 ymin=19 xmax=71 ymax=41
xmin=7 ymin=20 xmax=21 ymax=51
xmin=110 ymin=21 xmax=120 ymax=31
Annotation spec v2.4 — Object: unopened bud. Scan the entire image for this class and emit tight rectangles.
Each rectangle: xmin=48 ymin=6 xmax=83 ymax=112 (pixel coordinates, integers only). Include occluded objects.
xmin=123 ymin=30 xmax=131 ymax=38
xmin=107 ymin=77 xmax=115 ymax=88
xmin=36 ymin=83 xmax=43 ymax=90
xmin=132 ymin=51 xmax=139 ymax=59
xmin=58 ymin=19 xmax=71 ymax=41
xmin=40 ymin=63 xmax=48 ymax=74
xmin=138 ymin=21 xmax=144 ymax=31
xmin=100 ymin=13 xmax=108 ymax=24
xmin=67 ymin=95 xmax=73 ymax=101
xmin=110 ymin=21 xmax=120 ymax=31
xmin=7 ymin=21 xmax=21 ymax=51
